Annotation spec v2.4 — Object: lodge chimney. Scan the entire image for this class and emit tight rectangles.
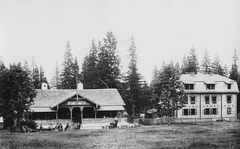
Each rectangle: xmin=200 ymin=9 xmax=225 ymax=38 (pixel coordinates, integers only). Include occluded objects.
xmin=77 ymin=82 xmax=83 ymax=90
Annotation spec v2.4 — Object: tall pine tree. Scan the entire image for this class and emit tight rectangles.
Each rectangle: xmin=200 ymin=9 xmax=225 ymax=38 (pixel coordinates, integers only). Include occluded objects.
xmin=200 ymin=49 xmax=211 ymax=73
xmin=60 ymin=41 xmax=75 ymax=89
xmin=185 ymin=46 xmax=199 ymax=74
xmin=125 ymin=37 xmax=142 ymax=115
xmin=211 ymin=54 xmax=226 ymax=76
xmin=33 ymin=65 xmax=40 ymax=89
xmin=229 ymin=49 xmax=239 ymax=81
xmin=95 ymin=31 xmax=121 ymax=88
xmin=50 ymin=62 xmax=61 ymax=89
xmin=81 ymin=40 xmax=99 ymax=89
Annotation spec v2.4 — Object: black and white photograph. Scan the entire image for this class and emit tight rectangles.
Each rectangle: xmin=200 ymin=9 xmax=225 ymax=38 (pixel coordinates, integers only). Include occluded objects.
xmin=0 ymin=0 xmax=240 ymax=148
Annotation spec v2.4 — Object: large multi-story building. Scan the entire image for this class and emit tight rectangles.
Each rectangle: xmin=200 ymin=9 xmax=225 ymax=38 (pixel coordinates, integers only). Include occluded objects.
xmin=177 ymin=73 xmax=239 ymax=120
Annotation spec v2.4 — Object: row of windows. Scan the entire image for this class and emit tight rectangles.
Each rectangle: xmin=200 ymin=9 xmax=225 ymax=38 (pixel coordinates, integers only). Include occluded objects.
xmin=204 ymin=108 xmax=218 ymax=115
xmin=184 ymin=84 xmax=232 ymax=90
xmin=182 ymin=108 xmax=232 ymax=115
xmin=184 ymin=95 xmax=232 ymax=104
xmin=182 ymin=109 xmax=197 ymax=115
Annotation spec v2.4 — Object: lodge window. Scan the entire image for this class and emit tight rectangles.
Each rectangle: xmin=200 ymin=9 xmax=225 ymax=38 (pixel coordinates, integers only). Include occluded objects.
xmin=182 ymin=109 xmax=197 ymax=115
xmin=206 ymin=84 xmax=215 ymax=90
xmin=212 ymin=96 xmax=217 ymax=104
xmin=204 ymin=108 xmax=210 ymax=115
xmin=185 ymin=84 xmax=194 ymax=90
xmin=190 ymin=109 xmax=197 ymax=115
xmin=183 ymin=109 xmax=189 ymax=115
xmin=190 ymin=96 xmax=195 ymax=104
xmin=227 ymin=95 xmax=232 ymax=104
xmin=227 ymin=84 xmax=231 ymax=89
xmin=205 ymin=96 xmax=210 ymax=104
xmin=212 ymin=108 xmax=218 ymax=115
xmin=204 ymin=108 xmax=218 ymax=115
xmin=227 ymin=107 xmax=231 ymax=114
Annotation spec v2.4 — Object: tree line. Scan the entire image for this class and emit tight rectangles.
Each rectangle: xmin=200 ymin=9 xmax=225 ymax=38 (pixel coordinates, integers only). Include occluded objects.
xmin=0 ymin=31 xmax=240 ymax=127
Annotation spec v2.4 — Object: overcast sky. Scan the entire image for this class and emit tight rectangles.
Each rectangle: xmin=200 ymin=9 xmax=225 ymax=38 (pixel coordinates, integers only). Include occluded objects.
xmin=0 ymin=0 xmax=240 ymax=83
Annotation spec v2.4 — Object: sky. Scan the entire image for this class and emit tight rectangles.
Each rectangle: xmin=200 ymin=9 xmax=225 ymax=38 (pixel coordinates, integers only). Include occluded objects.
xmin=0 ymin=0 xmax=240 ymax=84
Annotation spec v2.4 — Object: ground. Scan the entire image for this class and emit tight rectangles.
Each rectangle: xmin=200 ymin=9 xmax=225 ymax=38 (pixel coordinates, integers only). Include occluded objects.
xmin=0 ymin=122 xmax=239 ymax=149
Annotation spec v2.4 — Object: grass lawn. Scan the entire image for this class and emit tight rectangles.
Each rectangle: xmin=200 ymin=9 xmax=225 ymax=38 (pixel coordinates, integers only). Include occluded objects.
xmin=0 ymin=122 xmax=239 ymax=149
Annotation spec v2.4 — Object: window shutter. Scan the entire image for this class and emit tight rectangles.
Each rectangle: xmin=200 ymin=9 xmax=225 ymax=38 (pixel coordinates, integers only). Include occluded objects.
xmin=210 ymin=109 xmax=213 ymax=115
xmin=216 ymin=108 xmax=218 ymax=115
xmin=204 ymin=109 xmax=206 ymax=115
xmin=195 ymin=109 xmax=197 ymax=115
xmin=182 ymin=109 xmax=184 ymax=115
xmin=188 ymin=109 xmax=190 ymax=115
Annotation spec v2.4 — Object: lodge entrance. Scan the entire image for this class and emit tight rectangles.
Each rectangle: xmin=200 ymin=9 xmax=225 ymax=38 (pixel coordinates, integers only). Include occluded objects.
xmin=72 ymin=107 xmax=81 ymax=123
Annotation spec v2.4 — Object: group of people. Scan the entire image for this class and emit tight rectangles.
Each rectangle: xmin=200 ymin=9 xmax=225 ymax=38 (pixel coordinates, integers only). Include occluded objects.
xmin=38 ymin=122 xmax=81 ymax=131
xmin=55 ymin=122 xmax=81 ymax=131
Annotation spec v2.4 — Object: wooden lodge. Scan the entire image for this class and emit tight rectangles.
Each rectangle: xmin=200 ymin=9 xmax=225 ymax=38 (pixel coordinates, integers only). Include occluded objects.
xmin=30 ymin=88 xmax=125 ymax=124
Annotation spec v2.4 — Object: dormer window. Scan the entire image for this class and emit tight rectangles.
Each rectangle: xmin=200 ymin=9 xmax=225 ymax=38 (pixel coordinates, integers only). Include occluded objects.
xmin=227 ymin=84 xmax=231 ymax=89
xmin=185 ymin=84 xmax=194 ymax=90
xmin=206 ymin=84 xmax=215 ymax=90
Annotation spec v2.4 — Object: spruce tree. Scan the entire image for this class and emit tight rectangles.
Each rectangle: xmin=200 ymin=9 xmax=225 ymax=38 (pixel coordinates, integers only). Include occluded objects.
xmin=229 ymin=49 xmax=239 ymax=81
xmin=80 ymin=55 xmax=89 ymax=88
xmin=0 ymin=63 xmax=37 ymax=127
xmin=150 ymin=64 xmax=159 ymax=88
xmin=212 ymin=54 xmax=225 ymax=76
xmin=33 ymin=65 xmax=40 ymax=89
xmin=201 ymin=49 xmax=211 ymax=73
xmin=60 ymin=41 xmax=75 ymax=89
xmin=50 ymin=62 xmax=61 ymax=89
xmin=185 ymin=46 xmax=199 ymax=74
xmin=181 ymin=54 xmax=188 ymax=74
xmin=72 ymin=57 xmax=80 ymax=89
xmin=95 ymin=31 xmax=121 ymax=88
xmin=125 ymin=37 xmax=142 ymax=115
xmin=81 ymin=40 xmax=99 ymax=89
xmin=153 ymin=62 xmax=187 ymax=124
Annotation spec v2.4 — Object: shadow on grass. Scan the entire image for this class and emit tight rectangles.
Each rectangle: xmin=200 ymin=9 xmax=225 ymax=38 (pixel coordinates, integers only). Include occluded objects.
xmin=188 ymin=141 xmax=219 ymax=149
xmin=138 ymin=129 xmax=184 ymax=134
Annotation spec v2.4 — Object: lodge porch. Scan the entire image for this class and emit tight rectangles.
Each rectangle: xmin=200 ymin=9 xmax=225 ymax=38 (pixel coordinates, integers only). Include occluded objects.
xmin=31 ymin=106 xmax=118 ymax=124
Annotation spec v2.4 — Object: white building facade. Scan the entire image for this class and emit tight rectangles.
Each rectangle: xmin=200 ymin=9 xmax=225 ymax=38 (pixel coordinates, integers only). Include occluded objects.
xmin=177 ymin=74 xmax=239 ymax=120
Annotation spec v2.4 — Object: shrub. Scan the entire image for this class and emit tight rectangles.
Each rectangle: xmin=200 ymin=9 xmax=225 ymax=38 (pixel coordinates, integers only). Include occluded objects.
xmin=21 ymin=120 xmax=37 ymax=129
xmin=3 ymin=117 xmax=14 ymax=128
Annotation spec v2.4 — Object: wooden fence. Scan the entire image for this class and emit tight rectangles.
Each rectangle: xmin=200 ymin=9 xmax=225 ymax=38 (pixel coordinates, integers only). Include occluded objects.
xmin=141 ymin=118 xmax=213 ymax=125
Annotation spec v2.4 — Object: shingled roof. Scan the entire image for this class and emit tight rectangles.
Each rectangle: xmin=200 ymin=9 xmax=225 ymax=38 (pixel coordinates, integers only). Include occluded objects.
xmin=180 ymin=74 xmax=239 ymax=93
xmin=30 ymin=89 xmax=125 ymax=108
xmin=180 ymin=74 xmax=236 ymax=83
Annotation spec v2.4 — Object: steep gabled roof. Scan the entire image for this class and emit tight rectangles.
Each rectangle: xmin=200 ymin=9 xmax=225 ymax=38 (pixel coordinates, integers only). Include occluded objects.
xmin=77 ymin=89 xmax=125 ymax=106
xmin=30 ymin=89 xmax=125 ymax=108
xmin=31 ymin=89 xmax=76 ymax=108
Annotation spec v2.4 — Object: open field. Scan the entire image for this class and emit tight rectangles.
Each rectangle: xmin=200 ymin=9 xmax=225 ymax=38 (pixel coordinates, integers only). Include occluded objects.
xmin=0 ymin=122 xmax=240 ymax=149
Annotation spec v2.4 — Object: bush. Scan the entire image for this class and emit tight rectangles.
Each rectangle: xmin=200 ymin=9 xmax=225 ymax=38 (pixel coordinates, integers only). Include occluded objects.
xmin=21 ymin=120 xmax=37 ymax=129
xmin=3 ymin=117 xmax=14 ymax=128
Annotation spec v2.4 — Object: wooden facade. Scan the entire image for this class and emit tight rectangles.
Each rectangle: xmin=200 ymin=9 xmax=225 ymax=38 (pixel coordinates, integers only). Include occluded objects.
xmin=30 ymin=89 xmax=125 ymax=123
